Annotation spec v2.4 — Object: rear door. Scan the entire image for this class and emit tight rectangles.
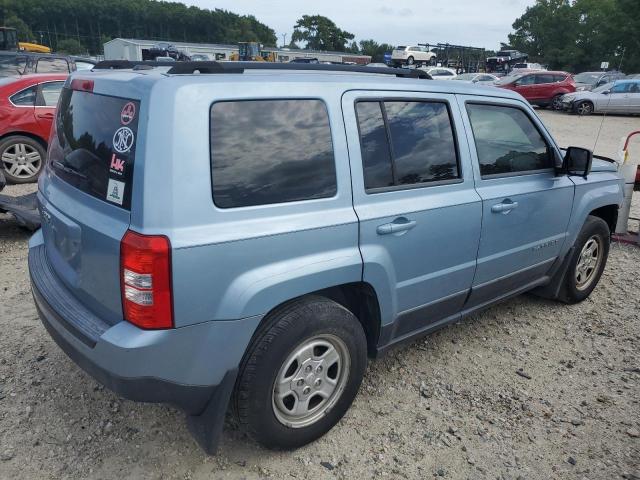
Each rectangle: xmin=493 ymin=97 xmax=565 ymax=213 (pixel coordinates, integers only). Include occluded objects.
xmin=459 ymin=96 xmax=574 ymax=308
xmin=343 ymin=90 xmax=482 ymax=344
xmin=33 ymin=80 xmax=64 ymax=138
xmin=39 ymin=83 xmax=141 ymax=324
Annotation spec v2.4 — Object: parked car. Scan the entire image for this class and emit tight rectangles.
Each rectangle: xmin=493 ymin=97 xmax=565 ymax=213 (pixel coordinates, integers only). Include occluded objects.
xmin=0 ymin=73 xmax=67 ymax=183
xmin=511 ymin=62 xmax=545 ymax=72
xmin=391 ymin=45 xmax=436 ymax=66
xmin=70 ymin=56 xmax=97 ymax=71
xmin=190 ymin=54 xmax=212 ymax=61
xmin=0 ymin=51 xmax=75 ymax=77
xmin=289 ymin=57 xmax=319 ymax=64
xmin=452 ymin=72 xmax=499 ymax=84
xmin=419 ymin=66 xmax=457 ymax=79
xmin=627 ymin=74 xmax=640 ymax=79
xmin=495 ymin=71 xmax=576 ymax=109
xmin=30 ymin=62 xmax=622 ymax=455
xmin=573 ymin=71 xmax=626 ymax=91
xmin=561 ymin=79 xmax=640 ymax=115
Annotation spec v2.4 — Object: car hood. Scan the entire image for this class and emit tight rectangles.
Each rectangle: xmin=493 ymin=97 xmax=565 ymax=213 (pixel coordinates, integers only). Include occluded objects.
xmin=562 ymin=90 xmax=599 ymax=101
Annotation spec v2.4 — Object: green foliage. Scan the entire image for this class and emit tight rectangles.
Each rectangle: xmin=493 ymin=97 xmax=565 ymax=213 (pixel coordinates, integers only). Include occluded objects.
xmin=57 ymin=38 xmax=84 ymax=55
xmin=358 ymin=39 xmax=395 ymax=63
xmin=291 ymin=15 xmax=354 ymax=52
xmin=508 ymin=0 xmax=639 ymax=72
xmin=1 ymin=0 xmax=277 ymax=55
xmin=4 ymin=14 xmax=34 ymax=42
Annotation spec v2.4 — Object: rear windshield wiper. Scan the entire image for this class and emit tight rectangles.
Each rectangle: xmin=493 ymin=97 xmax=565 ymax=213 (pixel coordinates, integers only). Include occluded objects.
xmin=53 ymin=160 xmax=88 ymax=179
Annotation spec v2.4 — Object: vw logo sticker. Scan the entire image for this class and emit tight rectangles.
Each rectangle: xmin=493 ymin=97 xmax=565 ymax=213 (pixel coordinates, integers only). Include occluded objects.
xmin=113 ymin=126 xmax=134 ymax=153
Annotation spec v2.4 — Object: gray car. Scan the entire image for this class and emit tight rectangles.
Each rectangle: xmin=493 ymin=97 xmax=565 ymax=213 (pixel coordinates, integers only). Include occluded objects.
xmin=452 ymin=72 xmax=499 ymax=84
xmin=561 ymin=79 xmax=640 ymax=115
xmin=29 ymin=61 xmax=623 ymax=454
xmin=573 ymin=71 xmax=626 ymax=91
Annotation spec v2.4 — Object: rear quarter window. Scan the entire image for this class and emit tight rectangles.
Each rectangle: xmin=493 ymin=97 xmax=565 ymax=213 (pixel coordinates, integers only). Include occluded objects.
xmin=210 ymin=99 xmax=336 ymax=208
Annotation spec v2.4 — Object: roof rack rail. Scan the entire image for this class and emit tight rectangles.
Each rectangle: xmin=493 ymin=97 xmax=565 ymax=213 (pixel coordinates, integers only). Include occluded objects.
xmin=93 ymin=60 xmax=431 ymax=79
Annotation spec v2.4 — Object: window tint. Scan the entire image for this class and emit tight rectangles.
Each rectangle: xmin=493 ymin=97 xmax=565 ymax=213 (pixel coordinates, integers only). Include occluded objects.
xmin=610 ymin=82 xmax=633 ymax=93
xmin=356 ymin=100 xmax=459 ymax=190
xmin=553 ymin=74 xmax=567 ymax=82
xmin=38 ymin=81 xmax=64 ymax=106
xmin=466 ymin=103 xmax=552 ymax=177
xmin=36 ymin=58 xmax=69 ymax=73
xmin=51 ymin=89 xmax=140 ymax=209
xmin=210 ymin=100 xmax=336 ymax=208
xmin=356 ymin=102 xmax=394 ymax=189
xmin=10 ymin=86 xmax=37 ymax=106
xmin=534 ymin=74 xmax=554 ymax=84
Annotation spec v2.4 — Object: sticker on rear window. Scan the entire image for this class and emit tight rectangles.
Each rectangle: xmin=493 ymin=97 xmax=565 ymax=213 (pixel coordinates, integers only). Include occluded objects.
xmin=120 ymin=102 xmax=136 ymax=125
xmin=106 ymin=179 xmax=125 ymax=205
xmin=113 ymin=126 xmax=134 ymax=153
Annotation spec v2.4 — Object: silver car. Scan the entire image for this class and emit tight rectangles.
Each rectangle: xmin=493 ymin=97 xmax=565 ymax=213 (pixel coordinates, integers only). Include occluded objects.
xmin=561 ymin=79 xmax=640 ymax=115
xmin=452 ymin=72 xmax=499 ymax=84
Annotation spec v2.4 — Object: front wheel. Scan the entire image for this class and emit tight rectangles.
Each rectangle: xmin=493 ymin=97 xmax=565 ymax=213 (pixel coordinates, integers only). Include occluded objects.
xmin=563 ymin=216 xmax=610 ymax=303
xmin=550 ymin=94 xmax=564 ymax=110
xmin=233 ymin=296 xmax=367 ymax=450
xmin=575 ymin=101 xmax=594 ymax=116
xmin=0 ymin=135 xmax=46 ymax=184
xmin=406 ymin=56 xmax=414 ymax=65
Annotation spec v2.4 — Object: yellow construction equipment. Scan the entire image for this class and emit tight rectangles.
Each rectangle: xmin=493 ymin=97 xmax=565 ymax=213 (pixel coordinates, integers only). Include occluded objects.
xmin=230 ymin=42 xmax=276 ymax=62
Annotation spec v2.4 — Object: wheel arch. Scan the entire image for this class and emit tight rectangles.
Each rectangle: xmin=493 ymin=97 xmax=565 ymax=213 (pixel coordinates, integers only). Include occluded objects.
xmin=0 ymin=131 xmax=48 ymax=150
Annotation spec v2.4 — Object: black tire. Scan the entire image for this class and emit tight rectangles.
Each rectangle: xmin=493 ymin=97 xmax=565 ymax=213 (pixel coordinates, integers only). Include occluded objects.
xmin=574 ymin=101 xmax=594 ymax=116
xmin=550 ymin=94 xmax=564 ymax=110
xmin=563 ymin=215 xmax=610 ymax=303
xmin=233 ymin=296 xmax=367 ymax=450
xmin=406 ymin=56 xmax=414 ymax=65
xmin=0 ymin=135 xmax=46 ymax=184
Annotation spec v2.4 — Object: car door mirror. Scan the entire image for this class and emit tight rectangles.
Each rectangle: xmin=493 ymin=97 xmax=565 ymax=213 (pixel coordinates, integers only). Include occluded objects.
xmin=563 ymin=146 xmax=592 ymax=178
xmin=602 ymin=90 xmax=610 ymax=95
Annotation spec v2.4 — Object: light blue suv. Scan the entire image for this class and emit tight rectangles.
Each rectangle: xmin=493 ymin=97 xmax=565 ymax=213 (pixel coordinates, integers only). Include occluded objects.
xmin=29 ymin=62 xmax=623 ymax=453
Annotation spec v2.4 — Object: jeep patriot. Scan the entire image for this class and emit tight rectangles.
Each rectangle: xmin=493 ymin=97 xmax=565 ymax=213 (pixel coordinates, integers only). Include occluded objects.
xmin=29 ymin=62 xmax=623 ymax=453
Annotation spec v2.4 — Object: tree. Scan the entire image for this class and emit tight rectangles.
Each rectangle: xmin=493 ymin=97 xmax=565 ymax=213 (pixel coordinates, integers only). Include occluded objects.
xmin=358 ymin=39 xmax=395 ymax=63
xmin=57 ymin=38 xmax=84 ymax=54
xmin=291 ymin=15 xmax=354 ymax=52
xmin=4 ymin=14 xmax=34 ymax=42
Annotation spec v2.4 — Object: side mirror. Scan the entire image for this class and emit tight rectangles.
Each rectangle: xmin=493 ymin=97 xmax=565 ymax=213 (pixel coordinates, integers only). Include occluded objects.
xmin=563 ymin=146 xmax=592 ymax=178
xmin=602 ymin=90 xmax=610 ymax=95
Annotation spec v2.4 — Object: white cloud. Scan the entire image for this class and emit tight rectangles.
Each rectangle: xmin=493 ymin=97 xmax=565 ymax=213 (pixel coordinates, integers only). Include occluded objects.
xmin=183 ymin=0 xmax=535 ymax=49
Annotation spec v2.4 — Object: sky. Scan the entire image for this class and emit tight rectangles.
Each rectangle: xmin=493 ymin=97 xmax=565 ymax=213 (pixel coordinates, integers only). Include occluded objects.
xmin=183 ymin=0 xmax=536 ymax=50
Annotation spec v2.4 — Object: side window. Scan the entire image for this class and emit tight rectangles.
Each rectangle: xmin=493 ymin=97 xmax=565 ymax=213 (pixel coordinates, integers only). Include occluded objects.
xmin=38 ymin=82 xmax=64 ymax=106
xmin=210 ymin=99 xmax=336 ymax=208
xmin=9 ymin=86 xmax=37 ymax=106
xmin=610 ymin=83 xmax=631 ymax=93
xmin=466 ymin=103 xmax=552 ymax=177
xmin=553 ymin=74 xmax=567 ymax=82
xmin=517 ymin=75 xmax=535 ymax=85
xmin=356 ymin=100 xmax=459 ymax=191
xmin=36 ymin=58 xmax=70 ymax=73
xmin=534 ymin=74 xmax=553 ymax=84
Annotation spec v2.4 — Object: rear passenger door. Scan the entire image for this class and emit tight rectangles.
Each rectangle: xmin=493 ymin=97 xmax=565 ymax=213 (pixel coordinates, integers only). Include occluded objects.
xmin=342 ymin=91 xmax=482 ymax=344
xmin=459 ymin=97 xmax=574 ymax=309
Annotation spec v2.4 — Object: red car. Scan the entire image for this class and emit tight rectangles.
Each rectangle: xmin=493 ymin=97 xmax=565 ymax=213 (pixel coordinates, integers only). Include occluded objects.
xmin=495 ymin=71 xmax=576 ymax=110
xmin=0 ymin=74 xmax=67 ymax=183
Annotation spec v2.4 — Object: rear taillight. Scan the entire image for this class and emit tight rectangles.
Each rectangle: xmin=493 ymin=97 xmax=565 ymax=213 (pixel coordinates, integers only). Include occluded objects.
xmin=120 ymin=230 xmax=173 ymax=329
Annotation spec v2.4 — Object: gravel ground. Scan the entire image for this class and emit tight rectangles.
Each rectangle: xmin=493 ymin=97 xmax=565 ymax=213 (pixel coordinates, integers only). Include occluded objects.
xmin=0 ymin=112 xmax=639 ymax=480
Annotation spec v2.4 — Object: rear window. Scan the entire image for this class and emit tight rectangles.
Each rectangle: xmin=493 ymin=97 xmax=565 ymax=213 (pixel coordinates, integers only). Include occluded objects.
xmin=52 ymin=88 xmax=140 ymax=209
xmin=210 ymin=99 xmax=336 ymax=208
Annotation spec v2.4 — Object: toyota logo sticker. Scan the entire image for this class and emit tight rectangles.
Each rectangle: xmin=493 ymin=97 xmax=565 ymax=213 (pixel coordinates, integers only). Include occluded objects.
xmin=113 ymin=126 xmax=134 ymax=153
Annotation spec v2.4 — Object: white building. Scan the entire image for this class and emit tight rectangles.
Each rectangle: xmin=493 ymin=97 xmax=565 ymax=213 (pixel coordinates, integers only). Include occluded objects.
xmin=103 ymin=38 xmax=371 ymax=64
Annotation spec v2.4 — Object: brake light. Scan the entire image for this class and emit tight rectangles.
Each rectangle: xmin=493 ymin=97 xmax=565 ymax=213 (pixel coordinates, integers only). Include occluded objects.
xmin=70 ymin=78 xmax=94 ymax=92
xmin=120 ymin=230 xmax=173 ymax=329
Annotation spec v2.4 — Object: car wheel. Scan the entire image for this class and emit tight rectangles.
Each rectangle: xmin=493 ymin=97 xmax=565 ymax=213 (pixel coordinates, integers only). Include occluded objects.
xmin=0 ymin=135 xmax=45 ymax=184
xmin=406 ymin=56 xmax=414 ymax=65
xmin=233 ymin=296 xmax=367 ymax=450
xmin=575 ymin=101 xmax=594 ymax=116
xmin=550 ymin=94 xmax=564 ymax=110
xmin=563 ymin=216 xmax=610 ymax=303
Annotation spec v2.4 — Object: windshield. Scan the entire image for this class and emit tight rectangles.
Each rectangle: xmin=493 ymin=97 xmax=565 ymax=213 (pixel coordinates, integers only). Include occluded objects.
xmin=454 ymin=73 xmax=476 ymax=80
xmin=573 ymin=72 xmax=600 ymax=84
xmin=496 ymin=74 xmax=523 ymax=85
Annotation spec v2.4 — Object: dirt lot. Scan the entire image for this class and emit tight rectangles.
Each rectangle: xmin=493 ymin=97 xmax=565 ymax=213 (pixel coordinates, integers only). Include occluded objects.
xmin=0 ymin=111 xmax=639 ymax=480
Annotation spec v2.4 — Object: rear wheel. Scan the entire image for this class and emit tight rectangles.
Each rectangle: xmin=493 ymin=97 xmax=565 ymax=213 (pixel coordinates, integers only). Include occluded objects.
xmin=406 ymin=56 xmax=414 ymax=65
xmin=0 ymin=135 xmax=45 ymax=184
xmin=233 ymin=296 xmax=367 ymax=450
xmin=563 ymin=216 xmax=610 ymax=303
xmin=550 ymin=94 xmax=564 ymax=110
xmin=575 ymin=101 xmax=594 ymax=116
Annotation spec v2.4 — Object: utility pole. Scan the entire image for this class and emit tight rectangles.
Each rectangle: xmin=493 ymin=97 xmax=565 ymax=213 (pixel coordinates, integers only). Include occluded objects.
xmin=282 ymin=33 xmax=287 ymax=48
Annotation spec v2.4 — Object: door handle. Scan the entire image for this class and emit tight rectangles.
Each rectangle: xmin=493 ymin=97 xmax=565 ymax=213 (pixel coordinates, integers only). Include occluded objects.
xmin=377 ymin=217 xmax=417 ymax=235
xmin=36 ymin=113 xmax=54 ymax=119
xmin=491 ymin=200 xmax=518 ymax=214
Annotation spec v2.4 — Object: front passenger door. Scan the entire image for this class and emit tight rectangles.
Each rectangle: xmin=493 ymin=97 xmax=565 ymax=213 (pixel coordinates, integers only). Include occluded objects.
xmin=460 ymin=98 xmax=574 ymax=308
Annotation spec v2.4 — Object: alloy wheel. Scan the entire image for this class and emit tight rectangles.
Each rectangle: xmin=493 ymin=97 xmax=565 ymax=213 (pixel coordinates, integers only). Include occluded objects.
xmin=1 ymin=142 xmax=42 ymax=180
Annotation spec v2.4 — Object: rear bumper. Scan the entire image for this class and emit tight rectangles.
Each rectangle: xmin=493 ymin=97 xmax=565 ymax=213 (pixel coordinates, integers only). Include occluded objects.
xmin=28 ymin=231 xmax=262 ymax=416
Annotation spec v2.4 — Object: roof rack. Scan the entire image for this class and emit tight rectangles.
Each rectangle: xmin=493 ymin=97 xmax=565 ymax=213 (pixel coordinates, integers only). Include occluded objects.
xmin=92 ymin=60 xmax=431 ymax=79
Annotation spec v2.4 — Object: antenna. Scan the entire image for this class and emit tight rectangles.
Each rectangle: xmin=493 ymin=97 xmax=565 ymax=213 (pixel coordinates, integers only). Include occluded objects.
xmin=592 ymin=46 xmax=626 ymax=152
